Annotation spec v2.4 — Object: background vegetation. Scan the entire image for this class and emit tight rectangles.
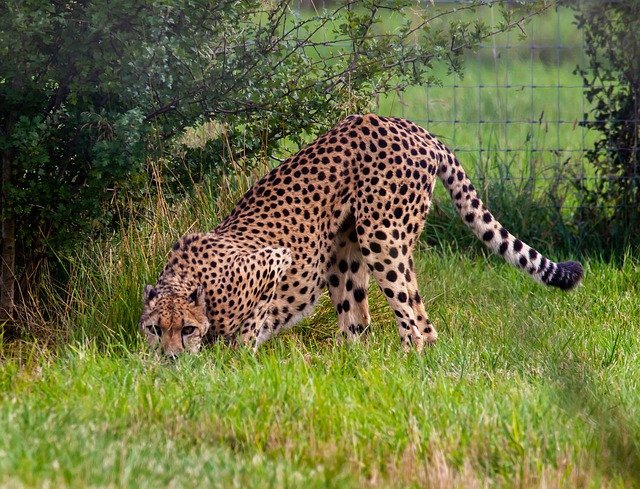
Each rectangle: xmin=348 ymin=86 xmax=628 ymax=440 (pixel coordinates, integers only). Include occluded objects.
xmin=1 ymin=1 xmax=639 ymax=487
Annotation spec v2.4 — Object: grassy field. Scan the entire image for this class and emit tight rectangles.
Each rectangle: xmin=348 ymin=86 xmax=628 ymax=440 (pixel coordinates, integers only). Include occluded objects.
xmin=2 ymin=5 xmax=639 ymax=488
xmin=1 ymin=166 xmax=638 ymax=487
xmin=2 ymin=250 xmax=639 ymax=487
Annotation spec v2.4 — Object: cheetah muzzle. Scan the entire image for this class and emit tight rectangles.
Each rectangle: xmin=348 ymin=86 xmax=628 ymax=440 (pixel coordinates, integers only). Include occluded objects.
xmin=139 ymin=114 xmax=583 ymax=356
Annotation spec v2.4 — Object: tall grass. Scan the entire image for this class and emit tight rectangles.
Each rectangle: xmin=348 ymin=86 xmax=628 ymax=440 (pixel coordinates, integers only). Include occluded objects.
xmin=2 ymin=218 xmax=639 ymax=486
xmin=10 ymin=156 xmax=261 ymax=349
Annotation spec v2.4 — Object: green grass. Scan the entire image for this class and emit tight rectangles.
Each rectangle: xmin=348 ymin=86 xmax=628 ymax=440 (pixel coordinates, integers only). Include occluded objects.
xmin=2 ymin=250 xmax=639 ymax=487
xmin=2 ymin=171 xmax=639 ymax=487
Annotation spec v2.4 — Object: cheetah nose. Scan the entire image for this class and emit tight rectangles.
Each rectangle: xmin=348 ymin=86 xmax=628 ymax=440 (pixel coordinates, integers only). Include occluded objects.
xmin=164 ymin=350 xmax=179 ymax=361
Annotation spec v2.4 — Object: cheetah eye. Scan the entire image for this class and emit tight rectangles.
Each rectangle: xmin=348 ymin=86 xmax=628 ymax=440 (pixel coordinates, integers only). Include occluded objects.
xmin=147 ymin=325 xmax=163 ymax=337
xmin=182 ymin=326 xmax=197 ymax=336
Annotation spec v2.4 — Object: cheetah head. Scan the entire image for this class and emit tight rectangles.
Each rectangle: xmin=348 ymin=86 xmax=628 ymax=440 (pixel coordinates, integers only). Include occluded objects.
xmin=139 ymin=285 xmax=209 ymax=357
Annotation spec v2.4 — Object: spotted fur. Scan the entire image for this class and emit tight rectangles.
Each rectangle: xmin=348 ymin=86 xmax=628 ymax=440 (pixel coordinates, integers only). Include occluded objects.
xmin=139 ymin=114 xmax=583 ymax=355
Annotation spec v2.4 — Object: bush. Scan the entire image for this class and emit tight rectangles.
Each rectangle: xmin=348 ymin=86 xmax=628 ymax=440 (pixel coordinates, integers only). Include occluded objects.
xmin=561 ymin=0 xmax=640 ymax=252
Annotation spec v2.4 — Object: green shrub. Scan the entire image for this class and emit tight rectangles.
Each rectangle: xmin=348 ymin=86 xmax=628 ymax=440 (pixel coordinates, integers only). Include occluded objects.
xmin=561 ymin=0 xmax=640 ymax=252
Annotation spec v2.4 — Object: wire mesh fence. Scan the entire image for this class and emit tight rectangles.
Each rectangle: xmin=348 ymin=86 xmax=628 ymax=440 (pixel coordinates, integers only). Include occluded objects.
xmin=371 ymin=3 xmax=595 ymax=209
xmin=301 ymin=0 xmax=640 ymax=234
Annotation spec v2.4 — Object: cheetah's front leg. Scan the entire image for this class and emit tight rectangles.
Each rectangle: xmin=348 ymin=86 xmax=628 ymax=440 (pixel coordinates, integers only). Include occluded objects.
xmin=233 ymin=246 xmax=292 ymax=350
xmin=239 ymin=301 xmax=272 ymax=350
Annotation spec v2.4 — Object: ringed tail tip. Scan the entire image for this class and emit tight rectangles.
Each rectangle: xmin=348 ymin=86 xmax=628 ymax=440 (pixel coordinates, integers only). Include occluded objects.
xmin=547 ymin=261 xmax=583 ymax=290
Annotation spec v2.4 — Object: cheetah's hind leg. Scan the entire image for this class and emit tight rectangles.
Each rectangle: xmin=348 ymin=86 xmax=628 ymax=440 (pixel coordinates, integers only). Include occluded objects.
xmin=327 ymin=215 xmax=372 ymax=343
xmin=356 ymin=229 xmax=438 ymax=352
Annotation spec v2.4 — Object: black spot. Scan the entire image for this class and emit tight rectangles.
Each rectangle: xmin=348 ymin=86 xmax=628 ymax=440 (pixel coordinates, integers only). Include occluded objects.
xmin=519 ymin=256 xmax=528 ymax=267
xmin=329 ymin=274 xmax=340 ymax=287
xmin=338 ymin=260 xmax=349 ymax=273
xmin=384 ymin=288 xmax=394 ymax=298
xmin=146 ymin=287 xmax=158 ymax=301
xmin=482 ymin=230 xmax=494 ymax=242
xmin=483 ymin=212 xmax=492 ymax=223
xmin=541 ymin=263 xmax=555 ymax=282
xmin=499 ymin=242 xmax=508 ymax=254
xmin=370 ymin=242 xmax=382 ymax=253
xmin=397 ymin=292 xmax=407 ymax=303
xmin=353 ymin=288 xmax=366 ymax=302
xmin=513 ymin=239 xmax=523 ymax=252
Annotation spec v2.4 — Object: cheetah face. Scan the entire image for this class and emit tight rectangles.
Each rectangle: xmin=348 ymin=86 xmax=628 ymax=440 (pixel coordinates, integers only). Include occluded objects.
xmin=139 ymin=285 xmax=209 ymax=357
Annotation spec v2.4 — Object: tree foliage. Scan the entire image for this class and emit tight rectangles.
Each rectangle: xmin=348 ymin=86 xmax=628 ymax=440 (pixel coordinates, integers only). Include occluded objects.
xmin=561 ymin=0 xmax=640 ymax=250
xmin=0 ymin=0 xmax=545 ymax=331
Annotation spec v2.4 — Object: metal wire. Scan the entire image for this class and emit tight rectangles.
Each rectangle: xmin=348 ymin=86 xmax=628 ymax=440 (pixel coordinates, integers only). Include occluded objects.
xmin=296 ymin=1 xmax=638 ymax=213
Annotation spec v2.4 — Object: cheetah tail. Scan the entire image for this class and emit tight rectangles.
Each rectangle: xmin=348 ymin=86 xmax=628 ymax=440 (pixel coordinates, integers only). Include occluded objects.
xmin=436 ymin=150 xmax=583 ymax=290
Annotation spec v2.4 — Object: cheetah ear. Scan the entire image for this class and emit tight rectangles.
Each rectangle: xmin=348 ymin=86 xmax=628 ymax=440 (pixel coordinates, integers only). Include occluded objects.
xmin=188 ymin=285 xmax=206 ymax=309
xmin=143 ymin=285 xmax=158 ymax=304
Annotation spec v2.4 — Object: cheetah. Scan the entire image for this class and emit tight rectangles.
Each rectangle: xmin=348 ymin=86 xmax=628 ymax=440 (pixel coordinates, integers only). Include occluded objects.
xmin=139 ymin=114 xmax=583 ymax=356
